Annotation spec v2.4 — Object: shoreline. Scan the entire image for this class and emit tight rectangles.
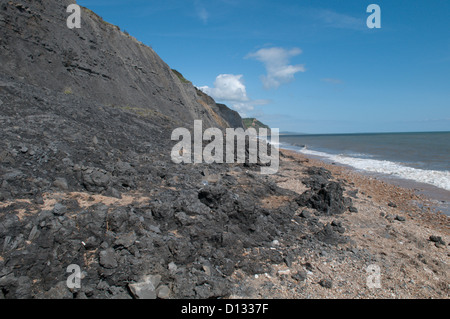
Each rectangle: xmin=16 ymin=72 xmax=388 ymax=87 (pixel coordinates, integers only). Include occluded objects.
xmin=0 ymin=145 xmax=448 ymax=299
xmin=250 ymin=149 xmax=450 ymax=299
xmin=231 ymin=148 xmax=449 ymax=298
xmin=286 ymin=148 xmax=450 ymax=217
xmin=278 ymin=148 xmax=449 ymax=229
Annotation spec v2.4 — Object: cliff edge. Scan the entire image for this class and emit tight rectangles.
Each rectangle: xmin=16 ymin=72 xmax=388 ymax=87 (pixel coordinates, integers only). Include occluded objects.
xmin=0 ymin=0 xmax=240 ymax=129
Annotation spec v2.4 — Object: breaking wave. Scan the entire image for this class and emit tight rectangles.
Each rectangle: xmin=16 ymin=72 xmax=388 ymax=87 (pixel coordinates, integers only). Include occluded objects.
xmin=298 ymin=148 xmax=450 ymax=191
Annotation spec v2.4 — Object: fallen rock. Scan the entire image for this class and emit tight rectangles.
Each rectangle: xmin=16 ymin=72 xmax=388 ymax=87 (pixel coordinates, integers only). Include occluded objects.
xmin=53 ymin=178 xmax=69 ymax=190
xmin=53 ymin=203 xmax=67 ymax=216
xmin=331 ymin=220 xmax=346 ymax=233
xmin=300 ymin=210 xmax=311 ymax=218
xmin=114 ymin=231 xmax=137 ymax=249
xmin=28 ymin=225 xmax=40 ymax=241
xmin=429 ymin=235 xmax=445 ymax=246
xmin=292 ymin=271 xmax=307 ymax=282
xmin=42 ymin=281 xmax=73 ymax=299
xmin=388 ymin=202 xmax=397 ymax=208
xmin=168 ymin=262 xmax=178 ymax=273
xmin=34 ymin=196 xmax=45 ymax=205
xmin=348 ymin=206 xmax=358 ymax=213
xmin=128 ymin=275 xmax=161 ymax=299
xmin=315 ymin=224 xmax=348 ymax=245
xmin=277 ymin=269 xmax=291 ymax=276
xmin=319 ymin=279 xmax=333 ymax=289
xmin=82 ymin=168 xmax=110 ymax=192
xmin=99 ymin=248 xmax=118 ymax=269
xmin=296 ymin=181 xmax=347 ymax=215
xmin=105 ymin=187 xmax=122 ymax=199
xmin=156 ymin=285 xmax=170 ymax=299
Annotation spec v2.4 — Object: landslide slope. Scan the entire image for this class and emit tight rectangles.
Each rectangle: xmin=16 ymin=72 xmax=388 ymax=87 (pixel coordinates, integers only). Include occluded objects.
xmin=0 ymin=0 xmax=353 ymax=300
xmin=0 ymin=0 xmax=246 ymax=199
xmin=0 ymin=0 xmax=239 ymax=129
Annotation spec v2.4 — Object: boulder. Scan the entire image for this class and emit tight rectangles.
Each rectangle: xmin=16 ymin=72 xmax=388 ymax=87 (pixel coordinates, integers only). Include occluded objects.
xmin=128 ymin=275 xmax=161 ymax=299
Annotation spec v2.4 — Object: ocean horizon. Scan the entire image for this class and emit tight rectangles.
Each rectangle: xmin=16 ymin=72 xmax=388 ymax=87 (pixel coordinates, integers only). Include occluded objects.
xmin=275 ymin=131 xmax=450 ymax=193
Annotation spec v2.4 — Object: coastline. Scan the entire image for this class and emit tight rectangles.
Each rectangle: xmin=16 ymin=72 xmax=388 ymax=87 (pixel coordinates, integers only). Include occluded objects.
xmin=288 ymin=148 xmax=450 ymax=217
xmin=0 ymin=146 xmax=448 ymax=299
xmin=231 ymin=148 xmax=449 ymax=299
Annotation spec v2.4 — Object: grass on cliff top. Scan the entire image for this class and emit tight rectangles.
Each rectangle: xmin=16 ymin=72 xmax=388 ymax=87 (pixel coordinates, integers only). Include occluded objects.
xmin=243 ymin=118 xmax=271 ymax=130
xmin=171 ymin=69 xmax=192 ymax=85
xmin=82 ymin=6 xmax=120 ymax=31
xmin=80 ymin=6 xmax=147 ymax=46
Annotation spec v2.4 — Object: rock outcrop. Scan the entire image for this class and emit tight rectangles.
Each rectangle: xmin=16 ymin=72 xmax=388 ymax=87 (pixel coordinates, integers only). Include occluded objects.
xmin=0 ymin=0 xmax=356 ymax=300
xmin=0 ymin=0 xmax=238 ymax=130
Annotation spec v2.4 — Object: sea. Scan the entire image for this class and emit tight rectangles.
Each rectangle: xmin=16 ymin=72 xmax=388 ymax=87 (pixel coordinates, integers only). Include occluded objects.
xmin=274 ymin=131 xmax=450 ymax=215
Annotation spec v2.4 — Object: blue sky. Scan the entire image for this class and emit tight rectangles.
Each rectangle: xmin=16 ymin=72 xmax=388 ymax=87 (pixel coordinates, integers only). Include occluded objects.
xmin=77 ymin=0 xmax=450 ymax=134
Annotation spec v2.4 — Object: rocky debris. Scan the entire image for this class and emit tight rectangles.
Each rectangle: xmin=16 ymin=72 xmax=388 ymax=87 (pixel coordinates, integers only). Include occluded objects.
xmin=128 ymin=275 xmax=161 ymax=299
xmin=0 ymin=0 xmax=238 ymax=131
xmin=306 ymin=167 xmax=332 ymax=181
xmin=82 ymin=168 xmax=111 ymax=193
xmin=296 ymin=181 xmax=350 ymax=215
xmin=99 ymin=249 xmax=118 ymax=269
xmin=294 ymin=166 xmax=355 ymax=215
xmin=53 ymin=178 xmax=69 ymax=191
xmin=114 ymin=231 xmax=137 ymax=249
xmin=52 ymin=203 xmax=67 ymax=216
xmin=313 ymin=224 xmax=348 ymax=245
xmin=395 ymin=215 xmax=406 ymax=222
xmin=429 ymin=235 xmax=446 ymax=247
xmin=156 ymin=285 xmax=171 ymax=299
xmin=300 ymin=210 xmax=312 ymax=219
xmin=347 ymin=189 xmax=359 ymax=198
xmin=0 ymin=1 xmax=362 ymax=300
xmin=277 ymin=269 xmax=291 ymax=276
xmin=42 ymin=281 xmax=73 ymax=299
xmin=348 ymin=206 xmax=358 ymax=213
xmin=0 ymin=147 xmax=357 ymax=299
xmin=319 ymin=279 xmax=333 ymax=289
xmin=388 ymin=202 xmax=398 ymax=208
xmin=292 ymin=271 xmax=307 ymax=282
xmin=331 ymin=220 xmax=346 ymax=234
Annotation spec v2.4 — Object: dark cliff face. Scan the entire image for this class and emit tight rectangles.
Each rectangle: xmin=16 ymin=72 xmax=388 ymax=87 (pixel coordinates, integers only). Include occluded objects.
xmin=214 ymin=104 xmax=244 ymax=130
xmin=0 ymin=0 xmax=247 ymax=206
xmin=0 ymin=1 xmax=358 ymax=300
xmin=0 ymin=0 xmax=240 ymax=129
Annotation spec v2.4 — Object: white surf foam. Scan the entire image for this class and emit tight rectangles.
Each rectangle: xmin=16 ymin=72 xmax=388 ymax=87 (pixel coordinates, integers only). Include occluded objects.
xmin=298 ymin=148 xmax=450 ymax=192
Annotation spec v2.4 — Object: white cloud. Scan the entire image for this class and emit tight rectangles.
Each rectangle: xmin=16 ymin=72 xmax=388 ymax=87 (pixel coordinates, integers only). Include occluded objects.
xmin=314 ymin=9 xmax=364 ymax=30
xmin=197 ymin=7 xmax=209 ymax=24
xmin=231 ymin=99 xmax=271 ymax=117
xmin=198 ymin=74 xmax=271 ymax=117
xmin=246 ymin=47 xmax=305 ymax=89
xmin=194 ymin=0 xmax=209 ymax=24
xmin=198 ymin=74 xmax=249 ymax=102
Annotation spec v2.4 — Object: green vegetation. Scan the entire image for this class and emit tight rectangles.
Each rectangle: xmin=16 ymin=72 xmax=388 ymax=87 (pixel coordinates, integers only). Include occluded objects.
xmin=243 ymin=118 xmax=271 ymax=131
xmin=82 ymin=6 xmax=120 ymax=31
xmin=63 ymin=87 xmax=73 ymax=95
xmin=171 ymin=69 xmax=192 ymax=85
